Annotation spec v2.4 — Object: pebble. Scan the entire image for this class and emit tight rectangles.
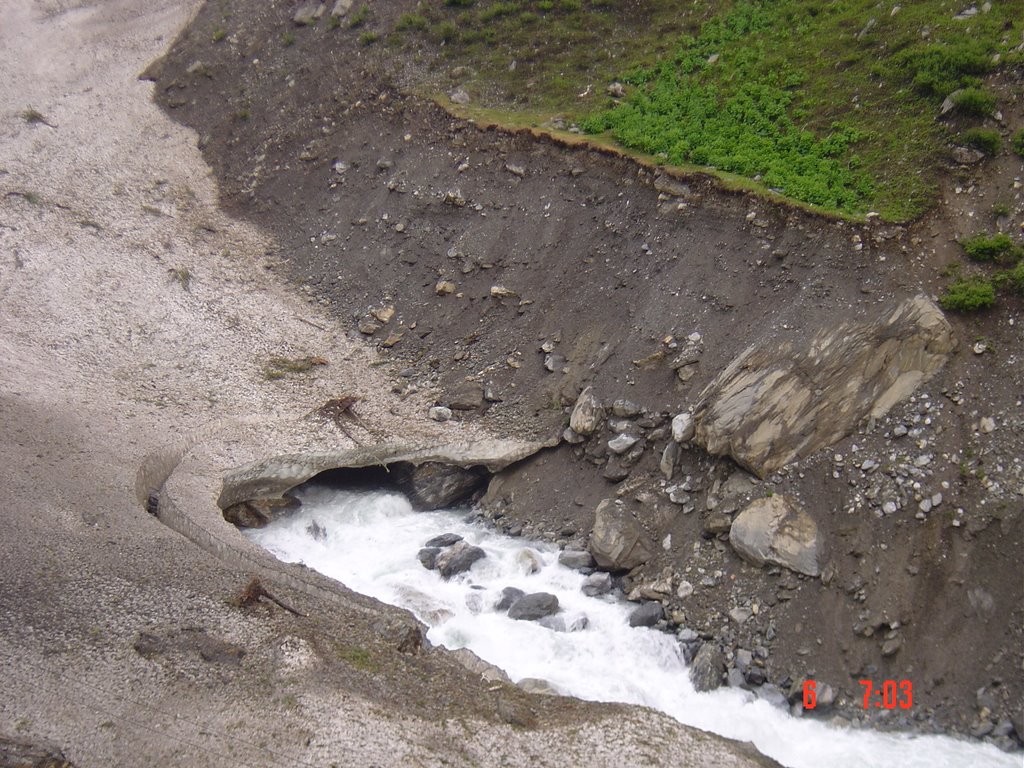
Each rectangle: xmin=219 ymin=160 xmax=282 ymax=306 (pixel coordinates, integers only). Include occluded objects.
xmin=893 ymin=424 xmax=908 ymax=437
xmin=979 ymin=417 xmax=996 ymax=434
xmin=882 ymin=501 xmax=898 ymax=515
xmin=428 ymin=406 xmax=452 ymax=422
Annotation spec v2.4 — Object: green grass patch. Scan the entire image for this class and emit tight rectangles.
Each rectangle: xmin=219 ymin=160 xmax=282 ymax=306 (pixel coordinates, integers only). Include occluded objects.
xmin=394 ymin=0 xmax=1019 ymax=221
xmin=939 ymin=278 xmax=996 ymax=312
xmin=961 ymin=128 xmax=1001 ymax=155
xmin=994 ymin=262 xmax=1024 ymax=297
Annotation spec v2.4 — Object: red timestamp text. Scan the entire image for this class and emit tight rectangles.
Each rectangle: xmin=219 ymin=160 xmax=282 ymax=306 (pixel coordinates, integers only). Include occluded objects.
xmin=801 ymin=680 xmax=913 ymax=710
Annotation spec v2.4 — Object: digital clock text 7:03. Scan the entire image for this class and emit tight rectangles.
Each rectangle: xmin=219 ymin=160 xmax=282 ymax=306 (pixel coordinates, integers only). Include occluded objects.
xmin=802 ymin=680 xmax=912 ymax=709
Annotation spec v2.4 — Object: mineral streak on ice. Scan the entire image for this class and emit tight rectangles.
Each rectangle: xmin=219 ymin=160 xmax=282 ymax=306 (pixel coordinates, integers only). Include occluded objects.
xmin=248 ymin=488 xmax=1017 ymax=768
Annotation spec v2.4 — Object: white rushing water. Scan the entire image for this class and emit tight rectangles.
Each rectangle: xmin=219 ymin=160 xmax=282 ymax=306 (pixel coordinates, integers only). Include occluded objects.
xmin=248 ymin=487 xmax=1019 ymax=768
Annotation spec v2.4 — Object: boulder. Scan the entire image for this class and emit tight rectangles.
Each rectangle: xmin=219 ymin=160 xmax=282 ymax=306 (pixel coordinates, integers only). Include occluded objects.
xmin=435 ymin=541 xmax=486 ymax=579
xmin=417 ymin=547 xmax=441 ymax=570
xmin=539 ymin=613 xmax=589 ymax=632
xmin=612 ymin=399 xmax=641 ymax=418
xmin=608 ymin=433 xmax=640 ymax=455
xmin=582 ymin=571 xmax=612 ymax=596
xmin=729 ymin=495 xmax=820 ymax=577
xmin=693 ymin=296 xmax=953 ymax=477
xmin=628 ymin=601 xmax=664 ymax=628
xmin=495 ymin=586 xmax=525 ymax=612
xmin=508 ymin=592 xmax=559 ymax=621
xmin=396 ymin=462 xmax=488 ymax=510
xmin=558 ymin=549 xmax=595 ymax=570
xmin=569 ymin=386 xmax=603 ymax=436
xmin=223 ymin=496 xmax=300 ymax=528
xmin=424 ymin=533 xmax=463 ymax=548
xmin=690 ymin=642 xmax=725 ymax=692
xmin=588 ymin=499 xmax=654 ymax=571
xmin=516 ymin=548 xmax=543 ymax=575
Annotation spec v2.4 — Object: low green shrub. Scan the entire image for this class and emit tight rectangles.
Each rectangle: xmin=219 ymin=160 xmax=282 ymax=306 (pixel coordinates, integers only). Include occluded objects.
xmin=962 ymin=232 xmax=1021 ymax=263
xmin=888 ymin=40 xmax=992 ymax=97
xmin=1013 ymin=129 xmax=1024 ymax=158
xmin=950 ymin=88 xmax=996 ymax=117
xmin=939 ymin=279 xmax=996 ymax=312
xmin=994 ymin=262 xmax=1024 ymax=297
xmin=396 ymin=12 xmax=428 ymax=31
xmin=961 ymin=128 xmax=1000 ymax=155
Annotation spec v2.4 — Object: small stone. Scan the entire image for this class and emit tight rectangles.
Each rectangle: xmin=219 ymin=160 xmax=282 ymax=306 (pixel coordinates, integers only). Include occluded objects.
xmin=608 ymin=433 xmax=640 ymax=455
xmin=972 ymin=341 xmax=988 ymax=355
xmin=882 ymin=501 xmax=898 ymax=515
xmin=893 ymin=424 xmax=908 ymax=437
xmin=660 ymin=441 xmax=680 ymax=480
xmin=672 ymin=412 xmax=695 ymax=443
xmin=569 ymin=386 xmax=603 ymax=436
xmin=881 ymin=636 xmax=902 ymax=657
xmin=729 ymin=606 xmax=753 ymax=625
xmin=612 ymin=399 xmax=642 ymax=418
xmin=979 ymin=417 xmax=996 ymax=434
xmin=435 ymin=279 xmax=456 ymax=295
xmin=450 ymin=87 xmax=470 ymax=105
xmin=676 ymin=580 xmax=694 ymax=598
xmin=490 ymin=285 xmax=517 ymax=299
xmin=919 ymin=498 xmax=933 ymax=513
xmin=563 ymin=427 xmax=584 ymax=444
xmin=931 ymin=492 xmax=942 ymax=507
xmin=428 ymin=406 xmax=452 ymax=422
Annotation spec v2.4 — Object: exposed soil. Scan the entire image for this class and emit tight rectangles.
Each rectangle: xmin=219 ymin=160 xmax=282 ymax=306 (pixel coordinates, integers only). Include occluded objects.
xmin=149 ymin=0 xmax=1023 ymax=754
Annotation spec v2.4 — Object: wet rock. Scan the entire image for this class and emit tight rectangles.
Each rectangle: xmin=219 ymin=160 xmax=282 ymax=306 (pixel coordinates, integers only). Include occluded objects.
xmin=588 ymin=499 xmax=654 ymax=571
xmin=223 ymin=496 xmax=300 ymax=528
xmin=581 ymin=571 xmax=612 ymax=596
xmin=729 ymin=495 xmax=821 ymax=577
xmin=516 ymin=548 xmax=543 ymax=575
xmin=690 ymin=642 xmax=725 ymax=692
xmin=495 ymin=586 xmax=526 ymax=612
xmin=425 ymin=533 xmax=463 ymax=548
xmin=435 ymin=541 xmax=486 ymax=579
xmin=417 ymin=547 xmax=441 ymax=570
xmin=608 ymin=433 xmax=640 ymax=455
xmin=558 ymin=549 xmax=595 ymax=570
xmin=397 ymin=462 xmax=488 ymax=510
xmin=508 ymin=592 xmax=559 ymax=621
xmin=447 ymin=381 xmax=485 ymax=411
xmin=539 ymin=613 xmax=589 ymax=632
xmin=727 ymin=668 xmax=746 ymax=688
xmin=569 ymin=386 xmax=603 ymax=436
xmin=628 ymin=601 xmax=664 ymax=627
xmin=693 ymin=296 xmax=953 ymax=477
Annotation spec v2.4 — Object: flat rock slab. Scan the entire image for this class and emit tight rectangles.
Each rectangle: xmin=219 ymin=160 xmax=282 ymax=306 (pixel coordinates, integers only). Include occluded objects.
xmin=693 ymin=296 xmax=953 ymax=477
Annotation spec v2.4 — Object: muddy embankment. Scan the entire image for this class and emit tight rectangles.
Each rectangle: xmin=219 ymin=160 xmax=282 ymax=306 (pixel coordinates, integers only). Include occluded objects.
xmin=150 ymin=0 xmax=1023 ymax=749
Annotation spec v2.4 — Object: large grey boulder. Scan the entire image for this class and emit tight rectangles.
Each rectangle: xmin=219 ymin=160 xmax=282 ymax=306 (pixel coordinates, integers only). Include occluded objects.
xmin=569 ymin=386 xmax=603 ymax=436
xmin=729 ymin=495 xmax=820 ymax=577
xmin=693 ymin=296 xmax=953 ymax=477
xmin=508 ymin=592 xmax=559 ymax=621
xmin=690 ymin=642 xmax=725 ymax=692
xmin=588 ymin=499 xmax=654 ymax=571
xmin=435 ymin=541 xmax=486 ymax=579
xmin=397 ymin=462 xmax=488 ymax=510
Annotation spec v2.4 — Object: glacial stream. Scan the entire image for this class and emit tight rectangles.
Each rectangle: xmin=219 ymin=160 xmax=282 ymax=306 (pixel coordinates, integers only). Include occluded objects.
xmin=247 ymin=486 xmax=1018 ymax=768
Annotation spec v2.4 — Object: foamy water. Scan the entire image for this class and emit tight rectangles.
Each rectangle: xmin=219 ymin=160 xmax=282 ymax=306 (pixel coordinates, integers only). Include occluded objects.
xmin=247 ymin=487 xmax=1019 ymax=768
